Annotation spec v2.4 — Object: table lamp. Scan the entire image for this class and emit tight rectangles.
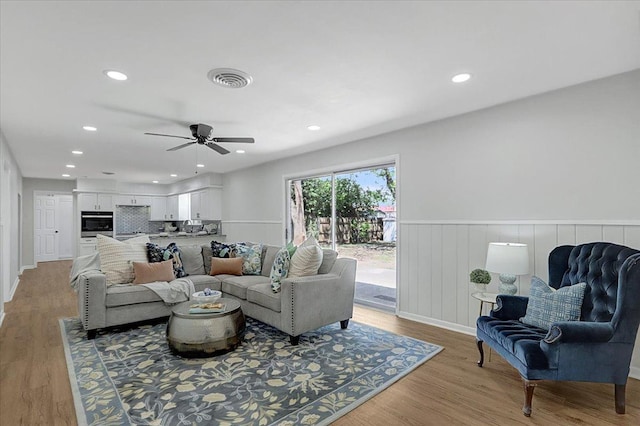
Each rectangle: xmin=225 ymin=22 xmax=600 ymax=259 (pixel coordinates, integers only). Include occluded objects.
xmin=485 ymin=242 xmax=529 ymax=295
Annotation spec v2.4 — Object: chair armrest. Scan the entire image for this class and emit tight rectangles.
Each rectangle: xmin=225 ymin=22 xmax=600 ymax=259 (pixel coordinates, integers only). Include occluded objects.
xmin=543 ymin=321 xmax=614 ymax=344
xmin=490 ymin=295 xmax=529 ymax=320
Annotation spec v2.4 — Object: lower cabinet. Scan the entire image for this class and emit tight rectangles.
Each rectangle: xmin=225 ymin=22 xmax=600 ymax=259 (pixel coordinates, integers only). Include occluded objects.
xmin=79 ymin=238 xmax=97 ymax=256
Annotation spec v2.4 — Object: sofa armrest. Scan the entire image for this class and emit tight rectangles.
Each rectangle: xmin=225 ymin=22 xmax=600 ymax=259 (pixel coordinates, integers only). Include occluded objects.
xmin=77 ymin=271 xmax=108 ymax=331
xmin=490 ymin=295 xmax=529 ymax=320
xmin=280 ymin=258 xmax=357 ymax=337
xmin=543 ymin=321 xmax=614 ymax=344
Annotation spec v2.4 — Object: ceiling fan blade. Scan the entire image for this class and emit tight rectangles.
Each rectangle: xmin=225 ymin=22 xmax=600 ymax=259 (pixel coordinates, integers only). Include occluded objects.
xmin=206 ymin=143 xmax=230 ymax=155
xmin=211 ymin=137 xmax=255 ymax=144
xmin=145 ymin=132 xmax=194 ymax=140
xmin=167 ymin=142 xmax=196 ymax=151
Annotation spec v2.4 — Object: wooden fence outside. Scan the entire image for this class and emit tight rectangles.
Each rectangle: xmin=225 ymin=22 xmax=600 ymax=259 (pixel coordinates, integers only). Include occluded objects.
xmin=311 ymin=217 xmax=384 ymax=244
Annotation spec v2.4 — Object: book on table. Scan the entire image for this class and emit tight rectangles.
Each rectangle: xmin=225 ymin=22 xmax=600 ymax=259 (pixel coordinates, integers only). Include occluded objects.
xmin=189 ymin=303 xmax=226 ymax=314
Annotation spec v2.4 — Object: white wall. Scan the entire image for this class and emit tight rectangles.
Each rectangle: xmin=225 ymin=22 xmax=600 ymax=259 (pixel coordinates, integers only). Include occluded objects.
xmin=222 ymin=70 xmax=640 ymax=374
xmin=0 ymin=130 xmax=23 ymax=325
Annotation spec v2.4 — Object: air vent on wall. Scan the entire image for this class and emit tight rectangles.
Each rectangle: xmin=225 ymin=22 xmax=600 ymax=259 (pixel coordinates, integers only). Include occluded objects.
xmin=207 ymin=68 xmax=253 ymax=88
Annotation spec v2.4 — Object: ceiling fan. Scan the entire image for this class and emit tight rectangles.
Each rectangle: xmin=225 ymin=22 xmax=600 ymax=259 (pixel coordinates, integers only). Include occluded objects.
xmin=144 ymin=123 xmax=254 ymax=155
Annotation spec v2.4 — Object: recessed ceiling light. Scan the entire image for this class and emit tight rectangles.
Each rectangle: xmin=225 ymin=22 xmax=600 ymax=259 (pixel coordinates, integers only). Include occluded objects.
xmin=104 ymin=70 xmax=128 ymax=81
xmin=82 ymin=126 xmax=97 ymax=131
xmin=71 ymin=150 xmax=83 ymax=155
xmin=62 ymin=174 xmax=70 ymax=178
xmin=451 ymin=73 xmax=471 ymax=83
xmin=152 ymin=180 xmax=159 ymax=184
xmin=196 ymin=164 xmax=205 ymax=168
xmin=307 ymin=125 xmax=321 ymax=131
xmin=66 ymin=164 xmax=75 ymax=168
xmin=170 ymin=174 xmax=177 ymax=177
xmin=236 ymin=149 xmax=245 ymax=154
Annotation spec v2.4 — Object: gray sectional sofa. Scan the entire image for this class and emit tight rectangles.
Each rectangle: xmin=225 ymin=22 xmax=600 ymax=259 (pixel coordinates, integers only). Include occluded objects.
xmin=73 ymin=243 xmax=357 ymax=345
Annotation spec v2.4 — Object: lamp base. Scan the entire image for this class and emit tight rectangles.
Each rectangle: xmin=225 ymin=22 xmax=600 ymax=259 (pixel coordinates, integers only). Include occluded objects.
xmin=498 ymin=274 xmax=518 ymax=295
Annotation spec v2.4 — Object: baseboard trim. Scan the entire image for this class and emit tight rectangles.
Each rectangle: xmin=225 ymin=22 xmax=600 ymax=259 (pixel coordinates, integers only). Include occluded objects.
xmin=20 ymin=265 xmax=35 ymax=274
xmin=8 ymin=276 xmax=20 ymax=302
xmin=396 ymin=310 xmax=476 ymax=336
xmin=0 ymin=311 xmax=5 ymax=328
xmin=630 ymin=366 xmax=640 ymax=380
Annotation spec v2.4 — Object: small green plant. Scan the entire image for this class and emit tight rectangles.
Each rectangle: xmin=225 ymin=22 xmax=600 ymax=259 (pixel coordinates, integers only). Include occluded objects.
xmin=470 ymin=269 xmax=491 ymax=284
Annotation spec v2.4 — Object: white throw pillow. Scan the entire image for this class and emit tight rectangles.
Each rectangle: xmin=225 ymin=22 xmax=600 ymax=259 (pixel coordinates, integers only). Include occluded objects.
xmin=97 ymin=234 xmax=150 ymax=285
xmin=288 ymin=236 xmax=323 ymax=278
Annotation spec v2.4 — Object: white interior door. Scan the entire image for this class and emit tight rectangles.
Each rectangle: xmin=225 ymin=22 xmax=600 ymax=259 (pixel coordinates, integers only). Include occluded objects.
xmin=58 ymin=195 xmax=73 ymax=258
xmin=34 ymin=196 xmax=58 ymax=262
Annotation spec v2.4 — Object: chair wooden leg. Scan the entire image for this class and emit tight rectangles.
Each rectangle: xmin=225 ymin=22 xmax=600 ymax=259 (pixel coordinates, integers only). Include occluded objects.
xmin=476 ymin=340 xmax=484 ymax=367
xmin=522 ymin=379 xmax=536 ymax=417
xmin=615 ymin=384 xmax=625 ymax=414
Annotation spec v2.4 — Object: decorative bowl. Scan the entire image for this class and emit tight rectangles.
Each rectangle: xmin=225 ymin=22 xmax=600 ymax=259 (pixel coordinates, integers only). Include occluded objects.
xmin=192 ymin=290 xmax=222 ymax=303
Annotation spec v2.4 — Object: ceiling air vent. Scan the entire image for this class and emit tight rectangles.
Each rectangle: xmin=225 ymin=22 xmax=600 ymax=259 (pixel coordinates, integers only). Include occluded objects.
xmin=102 ymin=171 xmax=115 ymax=175
xmin=207 ymin=68 xmax=253 ymax=88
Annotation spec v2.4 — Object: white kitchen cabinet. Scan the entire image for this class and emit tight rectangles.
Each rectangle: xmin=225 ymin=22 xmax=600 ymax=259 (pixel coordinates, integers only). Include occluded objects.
xmin=166 ymin=195 xmax=179 ymax=220
xmin=190 ymin=188 xmax=221 ymax=220
xmin=78 ymin=193 xmax=113 ymax=211
xmin=114 ymin=195 xmax=152 ymax=206
xmin=78 ymin=238 xmax=97 ymax=256
xmin=149 ymin=196 xmax=167 ymax=220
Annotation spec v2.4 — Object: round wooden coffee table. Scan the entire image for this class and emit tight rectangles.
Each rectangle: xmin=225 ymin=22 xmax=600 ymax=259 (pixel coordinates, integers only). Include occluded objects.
xmin=166 ymin=298 xmax=245 ymax=357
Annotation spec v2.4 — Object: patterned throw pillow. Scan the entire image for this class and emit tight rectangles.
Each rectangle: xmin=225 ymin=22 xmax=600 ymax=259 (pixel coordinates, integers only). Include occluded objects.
xmin=211 ymin=241 xmax=233 ymax=258
xmin=96 ymin=234 xmax=149 ymax=285
xmin=270 ymin=247 xmax=291 ymax=293
xmin=520 ymin=276 xmax=587 ymax=330
xmin=146 ymin=242 xmax=187 ymax=278
xmin=232 ymin=243 xmax=263 ymax=275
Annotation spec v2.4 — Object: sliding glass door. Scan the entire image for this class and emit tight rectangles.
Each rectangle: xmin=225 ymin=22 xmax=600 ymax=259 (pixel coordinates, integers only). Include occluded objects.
xmin=287 ymin=164 xmax=397 ymax=311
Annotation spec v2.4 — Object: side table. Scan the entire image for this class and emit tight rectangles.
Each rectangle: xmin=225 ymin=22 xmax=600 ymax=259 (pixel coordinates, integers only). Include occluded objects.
xmin=471 ymin=292 xmax=498 ymax=317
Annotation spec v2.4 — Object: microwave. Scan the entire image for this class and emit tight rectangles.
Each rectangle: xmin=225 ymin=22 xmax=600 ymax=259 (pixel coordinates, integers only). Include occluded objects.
xmin=81 ymin=211 xmax=114 ymax=237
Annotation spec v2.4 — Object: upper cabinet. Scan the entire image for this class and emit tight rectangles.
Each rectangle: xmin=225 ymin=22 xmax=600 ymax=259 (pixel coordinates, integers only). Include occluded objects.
xmin=114 ymin=195 xmax=152 ymax=206
xmin=78 ymin=193 xmax=113 ymax=211
xmin=149 ymin=196 xmax=167 ymax=221
xmin=166 ymin=195 xmax=179 ymax=221
xmin=190 ymin=188 xmax=221 ymax=220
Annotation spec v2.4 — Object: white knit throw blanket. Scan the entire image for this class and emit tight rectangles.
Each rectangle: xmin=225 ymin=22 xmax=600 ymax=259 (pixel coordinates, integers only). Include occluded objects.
xmin=141 ymin=278 xmax=195 ymax=305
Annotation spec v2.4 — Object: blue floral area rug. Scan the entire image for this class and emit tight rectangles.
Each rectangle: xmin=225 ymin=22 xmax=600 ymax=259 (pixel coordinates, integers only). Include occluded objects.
xmin=60 ymin=317 xmax=442 ymax=426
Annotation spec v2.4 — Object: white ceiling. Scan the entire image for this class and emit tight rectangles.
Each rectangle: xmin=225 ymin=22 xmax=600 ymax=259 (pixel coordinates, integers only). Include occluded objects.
xmin=1 ymin=1 xmax=639 ymax=184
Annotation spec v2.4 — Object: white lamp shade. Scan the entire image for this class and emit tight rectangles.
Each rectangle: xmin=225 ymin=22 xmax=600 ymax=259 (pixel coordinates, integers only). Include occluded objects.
xmin=485 ymin=242 xmax=529 ymax=275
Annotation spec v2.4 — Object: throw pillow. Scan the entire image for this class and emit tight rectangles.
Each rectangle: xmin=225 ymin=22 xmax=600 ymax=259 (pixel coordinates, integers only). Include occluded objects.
xmin=270 ymin=247 xmax=291 ymax=293
xmin=520 ymin=276 xmax=587 ymax=330
xmin=211 ymin=241 xmax=233 ymax=258
xmin=210 ymin=257 xmax=243 ymax=276
xmin=288 ymin=236 xmax=323 ymax=278
xmin=96 ymin=234 xmax=149 ymax=285
xmin=232 ymin=243 xmax=263 ymax=275
xmin=132 ymin=260 xmax=174 ymax=284
xmin=146 ymin=242 xmax=187 ymax=278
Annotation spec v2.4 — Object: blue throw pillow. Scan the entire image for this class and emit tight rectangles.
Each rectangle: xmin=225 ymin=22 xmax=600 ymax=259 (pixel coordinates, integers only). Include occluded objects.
xmin=232 ymin=242 xmax=263 ymax=275
xmin=146 ymin=242 xmax=187 ymax=279
xmin=270 ymin=247 xmax=291 ymax=293
xmin=211 ymin=241 xmax=232 ymax=258
xmin=520 ymin=276 xmax=586 ymax=330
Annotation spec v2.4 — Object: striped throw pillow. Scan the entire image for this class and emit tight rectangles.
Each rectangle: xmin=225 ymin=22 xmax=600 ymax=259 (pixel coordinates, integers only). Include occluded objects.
xmin=97 ymin=234 xmax=150 ymax=285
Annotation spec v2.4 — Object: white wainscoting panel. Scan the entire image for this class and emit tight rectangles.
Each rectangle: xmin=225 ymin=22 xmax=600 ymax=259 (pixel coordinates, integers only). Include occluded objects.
xmin=222 ymin=221 xmax=283 ymax=246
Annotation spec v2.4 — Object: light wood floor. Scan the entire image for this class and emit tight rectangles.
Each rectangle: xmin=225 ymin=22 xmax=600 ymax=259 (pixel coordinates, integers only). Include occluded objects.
xmin=1 ymin=261 xmax=638 ymax=425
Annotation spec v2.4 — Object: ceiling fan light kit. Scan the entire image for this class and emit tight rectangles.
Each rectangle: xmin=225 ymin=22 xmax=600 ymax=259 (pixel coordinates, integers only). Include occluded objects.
xmin=144 ymin=122 xmax=254 ymax=155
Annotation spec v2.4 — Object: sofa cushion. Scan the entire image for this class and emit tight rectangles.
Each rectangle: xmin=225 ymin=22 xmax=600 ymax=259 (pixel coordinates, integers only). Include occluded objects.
xmin=180 ymin=245 xmax=205 ymax=276
xmin=222 ymin=275 xmax=271 ymax=300
xmin=288 ymin=236 xmax=323 ymax=278
xmin=269 ymin=247 xmax=290 ymax=293
xmin=318 ymin=249 xmax=338 ymax=274
xmin=210 ymin=257 xmax=243 ymax=276
xmin=232 ymin=243 xmax=263 ymax=275
xmin=97 ymin=234 xmax=149 ymax=285
xmin=146 ymin=242 xmax=187 ymax=278
xmin=247 ymin=283 xmax=282 ymax=312
xmin=261 ymin=245 xmax=282 ymax=277
xmin=132 ymin=260 xmax=174 ymax=284
xmin=521 ymin=276 xmax=587 ymax=330
xmin=106 ymin=284 xmax=162 ymax=307
xmin=188 ymin=274 xmax=223 ymax=292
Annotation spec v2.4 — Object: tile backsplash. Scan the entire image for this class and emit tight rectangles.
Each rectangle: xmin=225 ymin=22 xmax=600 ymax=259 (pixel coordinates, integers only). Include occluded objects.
xmin=116 ymin=206 xmax=150 ymax=234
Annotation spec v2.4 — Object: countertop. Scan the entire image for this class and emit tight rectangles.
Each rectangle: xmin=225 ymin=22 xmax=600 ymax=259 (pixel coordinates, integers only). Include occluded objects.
xmin=115 ymin=233 xmax=226 ymax=241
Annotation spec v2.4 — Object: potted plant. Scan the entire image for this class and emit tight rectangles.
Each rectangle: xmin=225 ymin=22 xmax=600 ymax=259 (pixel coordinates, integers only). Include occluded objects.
xmin=470 ymin=268 xmax=491 ymax=292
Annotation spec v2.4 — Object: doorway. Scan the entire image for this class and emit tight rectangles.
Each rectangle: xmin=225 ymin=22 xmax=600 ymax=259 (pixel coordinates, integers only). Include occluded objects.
xmin=34 ymin=193 xmax=73 ymax=263
xmin=287 ymin=164 xmax=396 ymax=312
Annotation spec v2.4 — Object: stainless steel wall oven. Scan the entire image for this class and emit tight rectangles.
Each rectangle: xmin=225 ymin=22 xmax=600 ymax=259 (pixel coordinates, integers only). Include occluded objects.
xmin=81 ymin=211 xmax=114 ymax=237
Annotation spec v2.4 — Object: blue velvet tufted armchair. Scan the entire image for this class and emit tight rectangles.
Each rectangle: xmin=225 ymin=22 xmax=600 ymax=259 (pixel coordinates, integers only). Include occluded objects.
xmin=476 ymin=242 xmax=640 ymax=416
